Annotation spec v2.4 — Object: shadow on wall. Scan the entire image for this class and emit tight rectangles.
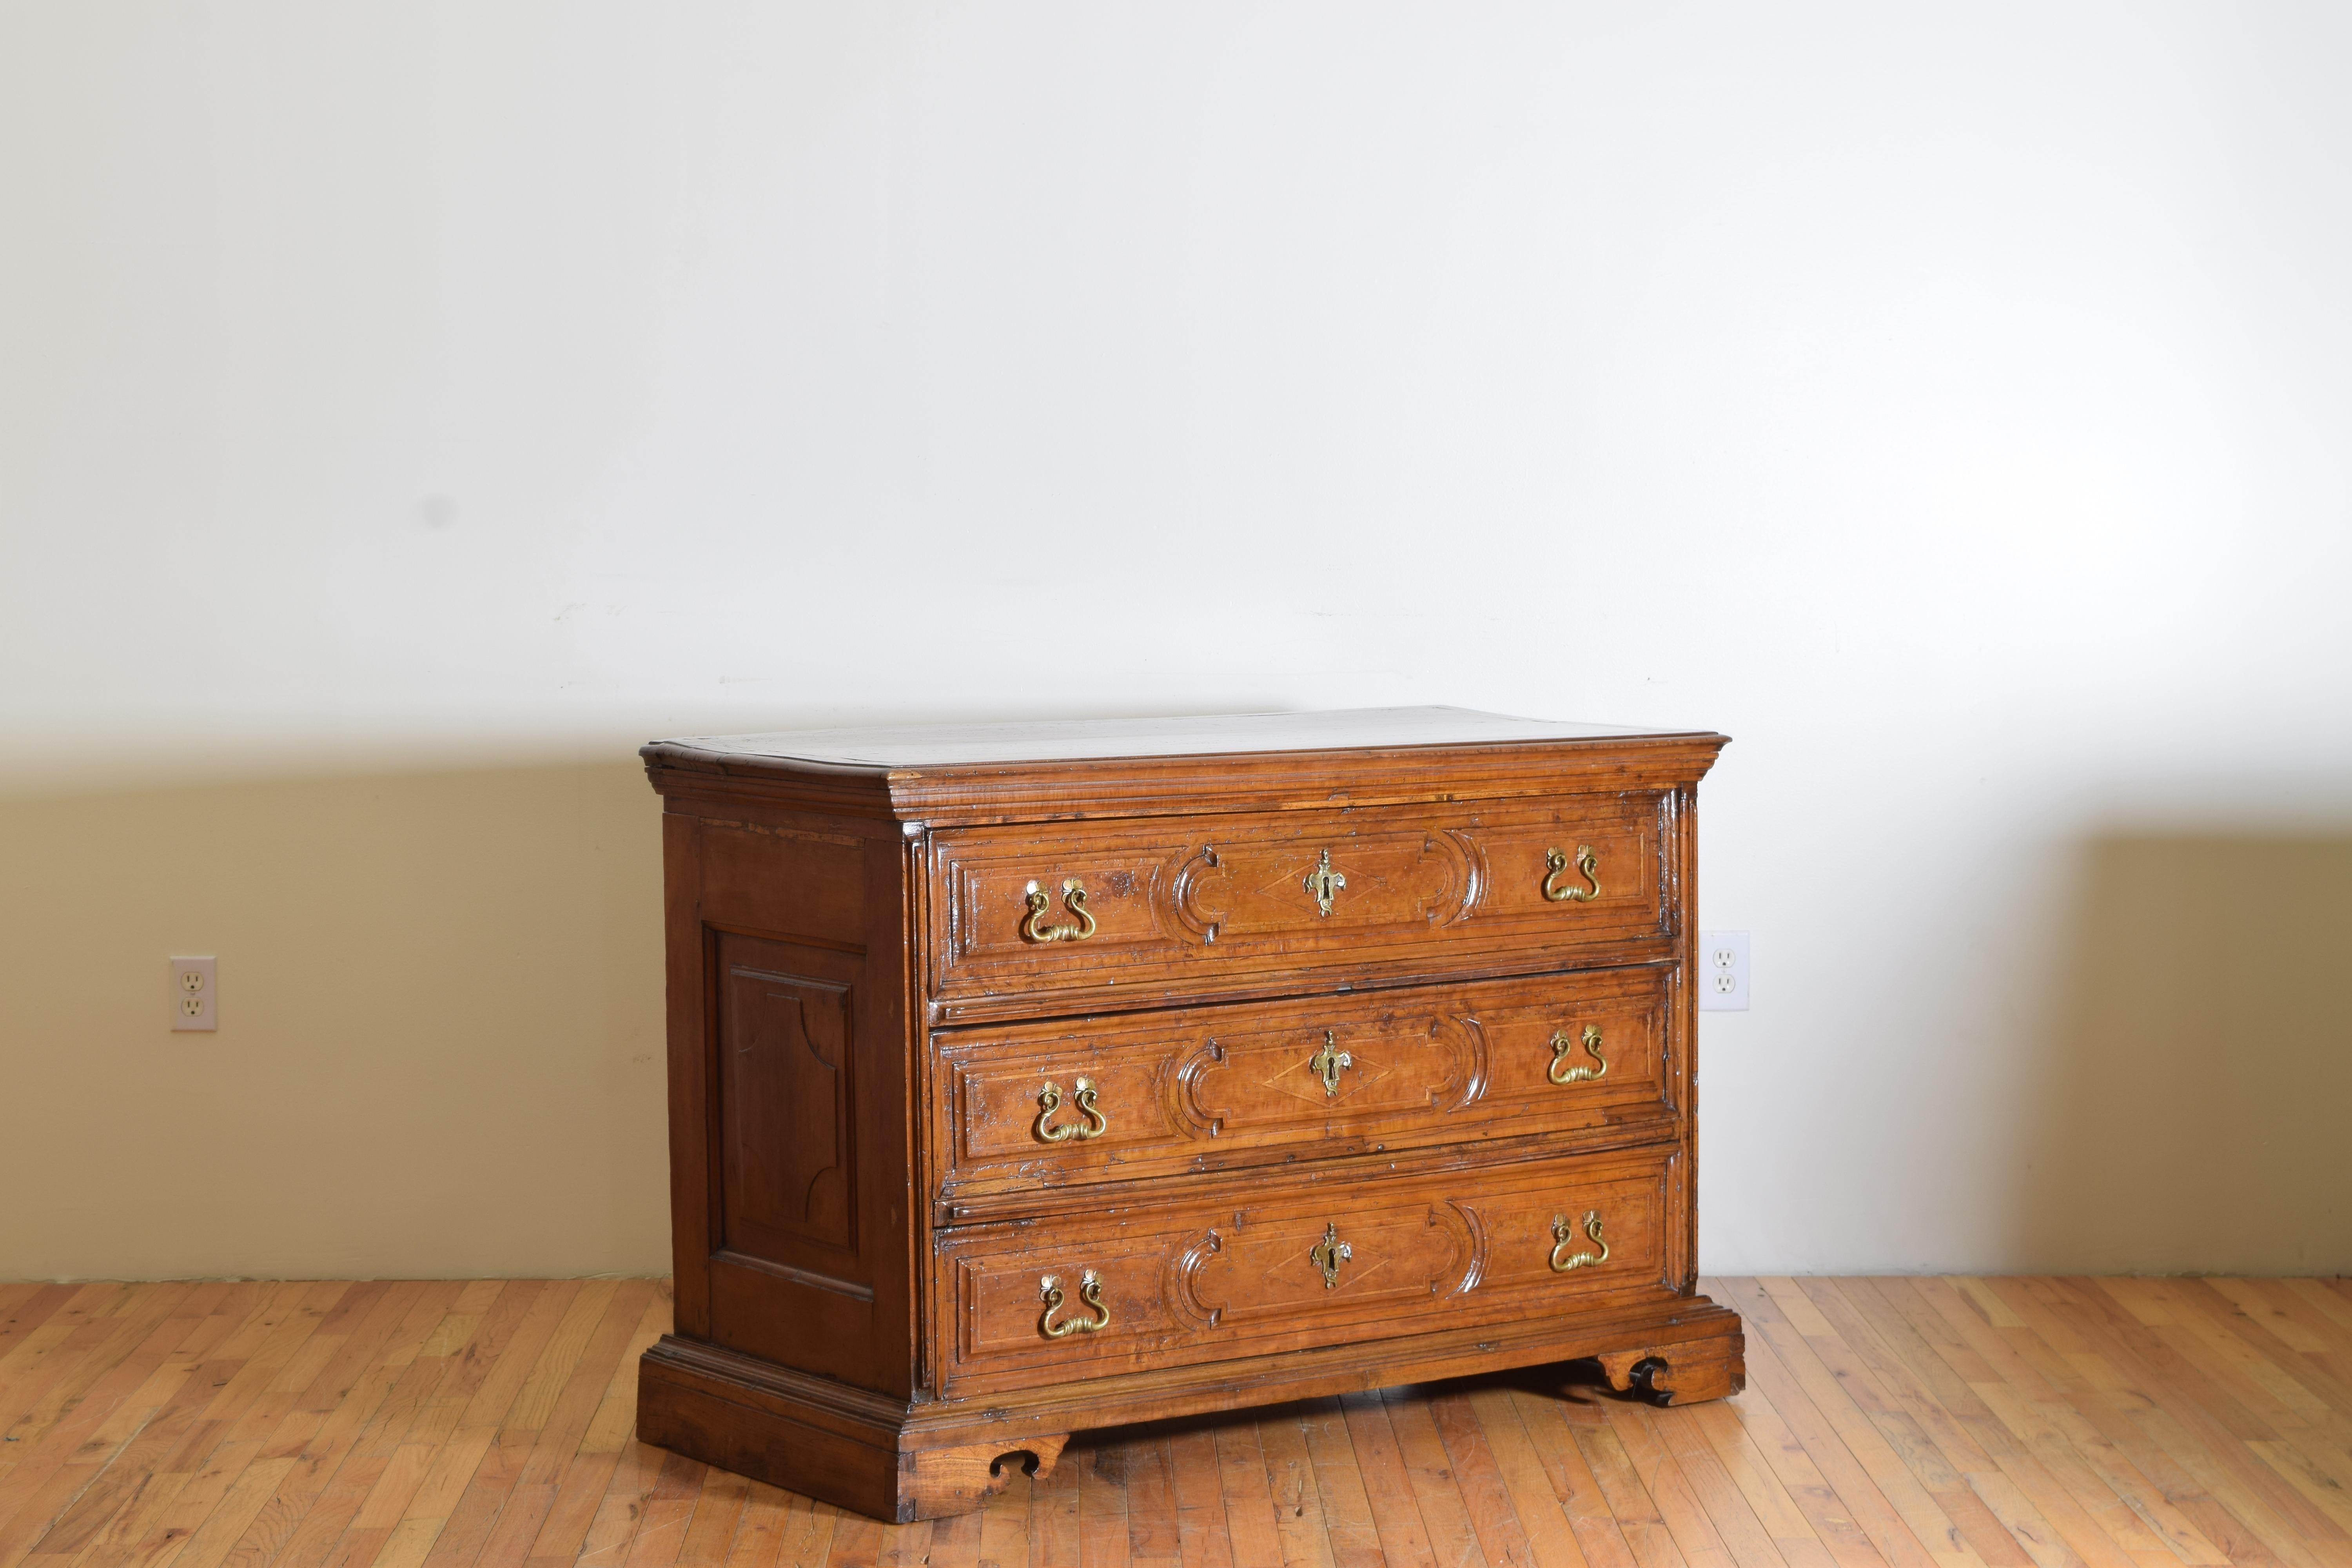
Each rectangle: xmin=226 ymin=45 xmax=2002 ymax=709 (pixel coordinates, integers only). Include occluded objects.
xmin=0 ymin=759 xmax=670 ymax=1280
xmin=2011 ymin=832 xmax=2352 ymax=1275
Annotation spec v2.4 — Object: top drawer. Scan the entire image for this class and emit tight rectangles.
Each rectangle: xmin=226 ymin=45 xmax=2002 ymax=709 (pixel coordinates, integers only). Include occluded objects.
xmin=928 ymin=793 xmax=1672 ymax=1009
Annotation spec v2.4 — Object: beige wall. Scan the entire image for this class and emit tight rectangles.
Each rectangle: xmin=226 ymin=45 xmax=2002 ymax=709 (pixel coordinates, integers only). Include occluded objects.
xmin=6 ymin=769 xmax=2347 ymax=1281
xmin=0 ymin=763 xmax=669 ymax=1280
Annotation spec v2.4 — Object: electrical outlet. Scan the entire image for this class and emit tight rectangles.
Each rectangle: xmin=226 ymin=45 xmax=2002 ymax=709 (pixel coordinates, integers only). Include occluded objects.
xmin=170 ymin=956 xmax=216 ymax=1031
xmin=1697 ymin=931 xmax=1748 ymax=1011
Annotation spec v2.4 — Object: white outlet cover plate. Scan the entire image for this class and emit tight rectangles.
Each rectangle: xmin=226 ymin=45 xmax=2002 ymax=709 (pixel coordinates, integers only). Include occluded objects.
xmin=171 ymin=956 xmax=217 ymax=1031
xmin=1698 ymin=931 xmax=1748 ymax=1011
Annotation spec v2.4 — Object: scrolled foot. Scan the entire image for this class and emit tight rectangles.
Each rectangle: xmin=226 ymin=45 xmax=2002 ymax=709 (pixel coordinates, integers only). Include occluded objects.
xmin=1592 ymin=1337 xmax=1743 ymax=1406
xmin=900 ymin=1432 xmax=1070 ymax=1521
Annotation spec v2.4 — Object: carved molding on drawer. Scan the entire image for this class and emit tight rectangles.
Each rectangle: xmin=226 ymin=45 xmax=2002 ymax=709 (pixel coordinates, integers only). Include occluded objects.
xmin=1430 ymin=1200 xmax=1488 ymax=1297
xmin=1163 ymin=1038 xmax=1226 ymax=1140
xmin=1169 ymin=845 xmax=1222 ymax=942
xmin=1166 ymin=1229 xmax=1228 ymax=1330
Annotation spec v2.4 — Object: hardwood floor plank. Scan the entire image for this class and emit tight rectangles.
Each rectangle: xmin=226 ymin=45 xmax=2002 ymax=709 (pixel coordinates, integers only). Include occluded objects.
xmin=1286 ymin=1400 xmax=1382 ymax=1568
xmin=1254 ymin=1405 xmax=1336 ymax=1568
xmin=1686 ymin=1400 xmax=1838 ymax=1568
xmin=1650 ymin=1399 xmax=1796 ymax=1568
xmin=4 ymin=1278 xmax=2350 ymax=1568
xmin=1209 ymin=1416 xmax=1283 ymax=1568
xmin=1794 ymin=1278 xmax=2150 ymax=1568
xmin=813 ymin=1506 xmax=880 ymax=1568
xmin=1563 ymin=1390 xmax=1691 ymax=1568
xmin=1034 ymin=1438 xmax=1081 ymax=1568
xmin=976 ymin=1465 xmax=1033 ymax=1568
xmin=1510 ymin=1386 xmax=1646 ymax=1568
xmin=923 ymin=1497 xmax=980 ymax=1568
xmin=718 ymin=1479 xmax=791 ymax=1568
xmin=1720 ymin=1281 xmax=1972 ymax=1568
xmin=19 ymin=1295 xmax=254 ymax=1558
xmin=1715 ymin=1285 xmax=1955 ymax=1568
xmin=1426 ymin=1390 xmax=1543 ymax=1568
xmin=676 ymin=1463 xmax=750 ymax=1568
xmin=1379 ymin=1386 xmax=1488 ymax=1568
xmin=1163 ymin=1425 xmax=1232 ymax=1568
xmin=1884 ymin=1281 xmax=2230 ymax=1568
xmin=268 ymin=1287 xmax=468 ymax=1568
xmin=766 ymin=1495 xmax=839 ymax=1568
xmin=1074 ymin=1441 xmax=1131 ymax=1568
xmin=2023 ymin=1291 xmax=2334 ymax=1568
xmin=1991 ymin=1280 xmax=2346 ymax=1560
xmin=1332 ymin=1392 xmax=1437 ymax=1568
xmin=872 ymin=1515 xmax=932 ymax=1568
xmin=1115 ymin=1434 xmax=1181 ymax=1567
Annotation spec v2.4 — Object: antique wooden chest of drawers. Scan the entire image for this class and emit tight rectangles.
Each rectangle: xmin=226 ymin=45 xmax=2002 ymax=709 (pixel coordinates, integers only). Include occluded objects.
xmin=635 ymin=707 xmax=1743 ymax=1522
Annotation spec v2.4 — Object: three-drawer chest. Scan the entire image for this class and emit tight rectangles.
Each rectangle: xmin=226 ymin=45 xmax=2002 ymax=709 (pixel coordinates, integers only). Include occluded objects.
xmin=635 ymin=707 xmax=1743 ymax=1523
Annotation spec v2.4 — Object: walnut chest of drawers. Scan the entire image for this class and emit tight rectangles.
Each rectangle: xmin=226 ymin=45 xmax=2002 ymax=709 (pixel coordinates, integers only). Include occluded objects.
xmin=635 ymin=706 xmax=1743 ymax=1522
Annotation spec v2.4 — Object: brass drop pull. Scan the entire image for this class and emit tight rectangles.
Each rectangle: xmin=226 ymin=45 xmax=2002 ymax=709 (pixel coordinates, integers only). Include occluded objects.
xmin=1303 ymin=849 xmax=1347 ymax=918
xmin=1542 ymin=844 xmax=1601 ymax=903
xmin=1308 ymin=1031 xmax=1353 ymax=1097
xmin=1034 ymin=1077 xmax=1108 ymax=1143
xmin=1039 ymin=1270 xmax=1111 ymax=1337
xmin=1020 ymin=878 xmax=1097 ymax=943
xmin=1549 ymin=1210 xmax=1610 ymax=1272
xmin=1548 ymin=1024 xmax=1608 ymax=1085
xmin=1308 ymin=1222 xmax=1353 ymax=1289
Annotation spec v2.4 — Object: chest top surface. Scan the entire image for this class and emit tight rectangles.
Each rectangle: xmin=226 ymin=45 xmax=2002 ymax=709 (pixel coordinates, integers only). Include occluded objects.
xmin=650 ymin=706 xmax=1710 ymax=769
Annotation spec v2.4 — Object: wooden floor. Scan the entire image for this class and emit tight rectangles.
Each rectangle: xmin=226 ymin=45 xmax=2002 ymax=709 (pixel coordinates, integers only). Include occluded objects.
xmin=4 ymin=1278 xmax=2352 ymax=1568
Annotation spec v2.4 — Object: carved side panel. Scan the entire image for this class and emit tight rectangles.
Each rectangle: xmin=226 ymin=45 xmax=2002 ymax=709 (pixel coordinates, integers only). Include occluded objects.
xmin=718 ymin=935 xmax=857 ymax=1261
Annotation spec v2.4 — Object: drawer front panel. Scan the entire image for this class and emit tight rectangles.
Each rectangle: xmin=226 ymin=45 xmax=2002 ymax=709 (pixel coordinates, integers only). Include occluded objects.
xmin=938 ymin=1146 xmax=1674 ymax=1393
xmin=936 ymin=965 xmax=1673 ymax=1204
xmin=930 ymin=793 xmax=1670 ymax=1006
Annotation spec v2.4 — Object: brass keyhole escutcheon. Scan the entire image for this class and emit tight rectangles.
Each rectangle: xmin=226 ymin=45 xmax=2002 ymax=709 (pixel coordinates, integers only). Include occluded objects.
xmin=1034 ymin=1076 xmax=1108 ymax=1143
xmin=1308 ymin=1222 xmax=1353 ymax=1289
xmin=1548 ymin=1024 xmax=1607 ymax=1085
xmin=1039 ymin=1269 xmax=1112 ymax=1337
xmin=1542 ymin=844 xmax=1601 ymax=903
xmin=1308 ymin=1031 xmax=1353 ymax=1098
xmin=1549 ymin=1210 xmax=1610 ymax=1272
xmin=1020 ymin=878 xmax=1097 ymax=943
xmin=1303 ymin=849 xmax=1347 ymax=918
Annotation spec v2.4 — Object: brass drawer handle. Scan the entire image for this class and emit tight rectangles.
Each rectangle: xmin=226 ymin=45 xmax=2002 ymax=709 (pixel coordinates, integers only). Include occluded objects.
xmin=1550 ymin=1210 xmax=1610 ymax=1272
xmin=1303 ymin=849 xmax=1347 ymax=917
xmin=1543 ymin=844 xmax=1601 ymax=903
xmin=1020 ymin=878 xmax=1096 ymax=943
xmin=1034 ymin=1076 xmax=1108 ymax=1143
xmin=1308 ymin=1031 xmax=1353 ymax=1097
xmin=1039 ymin=1270 xmax=1111 ymax=1337
xmin=1308 ymin=1222 xmax=1353 ymax=1289
xmin=1548 ymin=1025 xmax=1608 ymax=1085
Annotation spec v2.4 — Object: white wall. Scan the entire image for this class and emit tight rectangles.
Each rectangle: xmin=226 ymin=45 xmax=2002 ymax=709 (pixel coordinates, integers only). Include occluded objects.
xmin=4 ymin=4 xmax=2348 ymax=1275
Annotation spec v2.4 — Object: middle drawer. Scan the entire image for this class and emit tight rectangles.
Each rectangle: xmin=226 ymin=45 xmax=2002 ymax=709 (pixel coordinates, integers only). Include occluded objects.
xmin=931 ymin=964 xmax=1676 ymax=1208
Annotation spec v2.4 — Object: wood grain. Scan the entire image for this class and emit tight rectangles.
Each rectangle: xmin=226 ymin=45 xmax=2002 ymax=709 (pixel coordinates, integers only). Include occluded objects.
xmin=641 ymin=711 xmax=1735 ymax=1519
xmin=3 ymin=1276 xmax=2343 ymax=1566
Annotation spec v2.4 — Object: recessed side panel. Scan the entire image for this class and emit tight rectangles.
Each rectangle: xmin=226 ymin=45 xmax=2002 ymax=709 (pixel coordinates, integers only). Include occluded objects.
xmin=717 ymin=942 xmax=859 ymax=1264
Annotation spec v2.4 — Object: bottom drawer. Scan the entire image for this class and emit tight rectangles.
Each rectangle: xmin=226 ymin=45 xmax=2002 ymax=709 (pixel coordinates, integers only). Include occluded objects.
xmin=936 ymin=1144 xmax=1677 ymax=1395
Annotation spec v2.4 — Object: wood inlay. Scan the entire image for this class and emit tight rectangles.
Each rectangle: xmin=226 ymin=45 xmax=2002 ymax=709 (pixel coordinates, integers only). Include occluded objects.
xmin=640 ymin=708 xmax=1736 ymax=1521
